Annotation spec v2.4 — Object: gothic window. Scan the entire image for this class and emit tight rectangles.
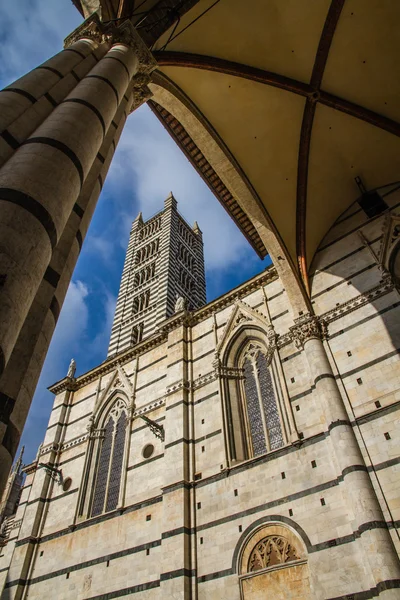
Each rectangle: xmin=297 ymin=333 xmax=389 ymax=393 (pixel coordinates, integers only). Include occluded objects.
xmin=238 ymin=523 xmax=310 ymax=599
xmin=86 ymin=398 xmax=128 ymax=518
xmin=241 ymin=344 xmax=284 ymax=456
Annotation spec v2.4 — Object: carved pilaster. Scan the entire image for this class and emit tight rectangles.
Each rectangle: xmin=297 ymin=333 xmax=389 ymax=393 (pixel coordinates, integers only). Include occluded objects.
xmin=289 ymin=313 xmax=328 ymax=349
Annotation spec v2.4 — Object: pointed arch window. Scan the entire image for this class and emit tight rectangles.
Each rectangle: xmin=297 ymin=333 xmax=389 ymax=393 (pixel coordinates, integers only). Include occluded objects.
xmin=241 ymin=344 xmax=284 ymax=456
xmin=80 ymin=398 xmax=128 ymax=519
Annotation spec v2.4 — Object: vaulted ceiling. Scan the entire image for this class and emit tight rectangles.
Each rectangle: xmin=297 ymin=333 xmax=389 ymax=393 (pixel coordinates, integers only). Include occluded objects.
xmin=73 ymin=0 xmax=400 ymax=291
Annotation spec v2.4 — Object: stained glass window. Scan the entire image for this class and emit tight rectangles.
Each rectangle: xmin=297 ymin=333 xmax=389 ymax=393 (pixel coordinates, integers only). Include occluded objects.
xmin=106 ymin=411 xmax=127 ymax=512
xmin=257 ymin=353 xmax=284 ymax=450
xmin=91 ymin=417 xmax=114 ymax=517
xmin=90 ymin=401 xmax=127 ymax=517
xmin=243 ymin=358 xmax=267 ymax=456
xmin=242 ymin=345 xmax=284 ymax=457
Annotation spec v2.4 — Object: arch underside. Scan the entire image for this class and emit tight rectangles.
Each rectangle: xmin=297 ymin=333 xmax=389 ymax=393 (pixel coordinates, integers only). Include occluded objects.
xmin=116 ymin=0 xmax=400 ymax=294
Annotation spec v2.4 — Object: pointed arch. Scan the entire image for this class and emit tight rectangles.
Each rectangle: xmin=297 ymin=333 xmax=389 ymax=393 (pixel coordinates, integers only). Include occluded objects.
xmin=235 ymin=520 xmax=311 ymax=599
xmin=77 ymin=389 xmax=130 ymax=521
xmin=218 ymin=306 xmax=297 ymax=464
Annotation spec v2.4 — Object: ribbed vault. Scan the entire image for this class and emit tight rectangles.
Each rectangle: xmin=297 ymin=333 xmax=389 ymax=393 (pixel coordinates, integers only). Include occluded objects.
xmin=74 ymin=0 xmax=400 ymax=293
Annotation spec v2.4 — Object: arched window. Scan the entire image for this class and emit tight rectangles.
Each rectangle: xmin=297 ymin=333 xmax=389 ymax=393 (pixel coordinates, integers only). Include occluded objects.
xmin=241 ymin=345 xmax=284 ymax=456
xmin=91 ymin=400 xmax=127 ymax=517
xmin=238 ymin=523 xmax=311 ymax=599
xmin=221 ymin=330 xmax=295 ymax=464
xmin=79 ymin=398 xmax=128 ymax=520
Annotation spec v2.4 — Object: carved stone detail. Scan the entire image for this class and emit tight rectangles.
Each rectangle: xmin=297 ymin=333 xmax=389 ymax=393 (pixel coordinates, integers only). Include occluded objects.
xmin=139 ymin=415 xmax=165 ymax=441
xmin=108 ymin=19 xmax=156 ymax=73
xmin=165 ymin=379 xmax=190 ymax=396
xmin=64 ymin=13 xmax=157 ymax=76
xmin=39 ymin=442 xmax=60 ymax=456
xmin=64 ymin=12 xmax=105 ymax=48
xmin=289 ymin=314 xmax=328 ymax=349
xmin=248 ymin=535 xmax=300 ymax=572
xmin=61 ymin=434 xmax=88 ymax=452
xmin=134 ymin=398 xmax=165 ymax=416
xmin=129 ymin=73 xmax=153 ymax=113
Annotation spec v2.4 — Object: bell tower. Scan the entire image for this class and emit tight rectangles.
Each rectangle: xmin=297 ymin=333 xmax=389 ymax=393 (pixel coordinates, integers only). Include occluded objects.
xmin=107 ymin=193 xmax=206 ymax=357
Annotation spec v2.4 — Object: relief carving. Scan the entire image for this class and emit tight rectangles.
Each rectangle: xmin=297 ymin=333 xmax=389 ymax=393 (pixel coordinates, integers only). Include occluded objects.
xmin=289 ymin=314 xmax=328 ymax=349
xmin=248 ymin=535 xmax=300 ymax=572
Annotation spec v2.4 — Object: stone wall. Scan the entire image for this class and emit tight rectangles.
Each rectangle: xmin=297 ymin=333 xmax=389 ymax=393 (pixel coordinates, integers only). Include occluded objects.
xmin=1 ymin=191 xmax=399 ymax=599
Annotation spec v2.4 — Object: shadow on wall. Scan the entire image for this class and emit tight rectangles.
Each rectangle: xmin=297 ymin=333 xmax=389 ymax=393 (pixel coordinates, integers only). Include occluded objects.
xmin=308 ymin=179 xmax=400 ymax=471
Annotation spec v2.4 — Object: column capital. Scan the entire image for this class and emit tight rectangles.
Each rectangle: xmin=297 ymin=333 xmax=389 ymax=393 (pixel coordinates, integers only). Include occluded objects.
xmin=289 ymin=313 xmax=328 ymax=349
xmin=64 ymin=11 xmax=105 ymax=48
xmin=109 ymin=20 xmax=157 ymax=74
xmin=64 ymin=15 xmax=157 ymax=76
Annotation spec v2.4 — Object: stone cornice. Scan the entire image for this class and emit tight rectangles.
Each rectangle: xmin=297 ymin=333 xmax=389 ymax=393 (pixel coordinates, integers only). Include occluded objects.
xmin=48 ymin=270 xmax=395 ymax=395
xmin=49 ymin=268 xmax=276 ymax=394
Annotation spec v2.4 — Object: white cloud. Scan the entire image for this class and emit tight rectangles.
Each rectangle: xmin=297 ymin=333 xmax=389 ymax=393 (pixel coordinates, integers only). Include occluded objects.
xmin=105 ymin=104 xmax=256 ymax=272
xmin=0 ymin=1 xmax=81 ymax=86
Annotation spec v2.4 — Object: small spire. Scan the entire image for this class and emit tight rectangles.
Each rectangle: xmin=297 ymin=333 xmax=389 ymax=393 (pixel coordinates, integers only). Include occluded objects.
xmin=14 ymin=446 xmax=24 ymax=473
xmin=192 ymin=221 xmax=202 ymax=235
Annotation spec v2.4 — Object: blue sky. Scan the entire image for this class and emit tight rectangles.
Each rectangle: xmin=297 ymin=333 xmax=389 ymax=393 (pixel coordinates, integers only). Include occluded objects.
xmin=0 ymin=0 xmax=270 ymax=464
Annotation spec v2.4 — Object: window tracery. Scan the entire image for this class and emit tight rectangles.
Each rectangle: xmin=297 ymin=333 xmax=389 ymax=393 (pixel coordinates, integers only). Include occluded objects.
xmin=241 ymin=343 xmax=284 ymax=456
xmin=248 ymin=535 xmax=300 ymax=572
xmin=82 ymin=397 xmax=128 ymax=519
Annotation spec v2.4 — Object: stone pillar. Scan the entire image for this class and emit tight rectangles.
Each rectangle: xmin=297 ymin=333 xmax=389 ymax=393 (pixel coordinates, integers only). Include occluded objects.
xmin=0 ymin=16 xmax=156 ymax=495
xmin=4 ymin=387 xmax=73 ymax=600
xmin=160 ymin=322 xmax=194 ymax=599
xmin=290 ymin=314 xmax=400 ymax=597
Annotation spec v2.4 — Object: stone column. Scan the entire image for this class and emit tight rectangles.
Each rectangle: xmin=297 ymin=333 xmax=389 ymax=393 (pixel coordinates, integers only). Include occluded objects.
xmin=290 ymin=314 xmax=400 ymax=597
xmin=0 ymin=17 xmax=156 ymax=495
xmin=0 ymin=75 xmax=150 ymax=494
xmin=160 ymin=321 xmax=194 ymax=599
xmin=4 ymin=386 xmax=73 ymax=600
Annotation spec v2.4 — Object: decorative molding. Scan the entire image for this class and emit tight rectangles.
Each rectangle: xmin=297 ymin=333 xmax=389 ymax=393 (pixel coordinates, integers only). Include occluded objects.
xmin=165 ymin=379 xmax=190 ymax=396
xmin=133 ymin=398 xmax=165 ymax=416
xmin=320 ymin=275 xmax=394 ymax=324
xmin=61 ymin=434 xmax=89 ymax=452
xmin=216 ymin=299 xmax=272 ymax=356
xmin=10 ymin=518 xmax=22 ymax=531
xmin=192 ymin=370 xmax=218 ymax=389
xmin=214 ymin=364 xmax=243 ymax=380
xmin=64 ymin=11 xmax=105 ymax=48
xmin=39 ymin=442 xmax=60 ymax=456
xmin=289 ymin=314 xmax=328 ymax=349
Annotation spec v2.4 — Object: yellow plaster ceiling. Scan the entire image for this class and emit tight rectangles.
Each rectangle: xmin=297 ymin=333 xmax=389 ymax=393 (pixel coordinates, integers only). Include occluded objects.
xmin=161 ymin=66 xmax=304 ymax=260
xmin=149 ymin=0 xmax=400 ymax=284
xmin=154 ymin=0 xmax=331 ymax=83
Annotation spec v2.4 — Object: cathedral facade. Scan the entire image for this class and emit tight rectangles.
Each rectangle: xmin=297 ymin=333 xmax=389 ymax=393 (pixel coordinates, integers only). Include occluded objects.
xmin=0 ymin=187 xmax=399 ymax=600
